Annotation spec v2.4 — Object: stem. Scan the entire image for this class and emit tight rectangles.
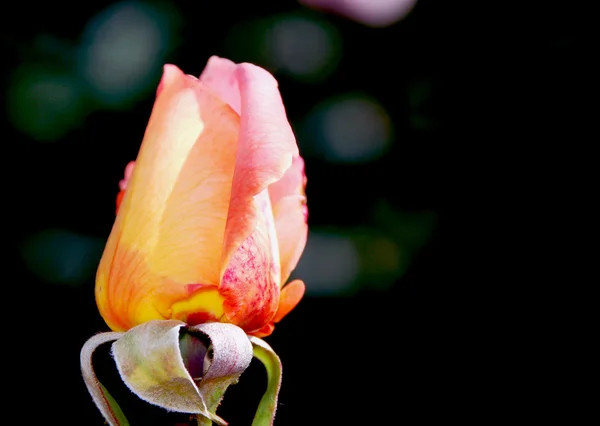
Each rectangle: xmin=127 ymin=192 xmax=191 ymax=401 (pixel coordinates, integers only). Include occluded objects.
xmin=194 ymin=414 xmax=213 ymax=426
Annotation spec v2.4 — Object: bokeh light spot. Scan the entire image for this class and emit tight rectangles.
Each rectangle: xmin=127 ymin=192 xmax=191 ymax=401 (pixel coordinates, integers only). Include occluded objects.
xmin=21 ymin=229 xmax=105 ymax=286
xmin=269 ymin=15 xmax=342 ymax=82
xmin=302 ymin=94 xmax=393 ymax=163
xmin=225 ymin=13 xmax=342 ymax=83
xmin=77 ymin=0 xmax=179 ymax=107
xmin=292 ymin=231 xmax=360 ymax=296
xmin=7 ymin=66 xmax=84 ymax=142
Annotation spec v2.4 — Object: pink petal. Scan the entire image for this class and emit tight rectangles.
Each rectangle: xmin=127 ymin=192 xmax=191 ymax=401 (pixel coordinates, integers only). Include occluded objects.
xmin=269 ymin=156 xmax=308 ymax=284
xmin=118 ymin=161 xmax=135 ymax=191
xmin=220 ymin=63 xmax=299 ymax=281
xmin=199 ymin=56 xmax=242 ymax=114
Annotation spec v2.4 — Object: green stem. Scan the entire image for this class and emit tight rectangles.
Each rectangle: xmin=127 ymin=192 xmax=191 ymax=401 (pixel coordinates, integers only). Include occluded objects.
xmin=194 ymin=414 xmax=213 ymax=426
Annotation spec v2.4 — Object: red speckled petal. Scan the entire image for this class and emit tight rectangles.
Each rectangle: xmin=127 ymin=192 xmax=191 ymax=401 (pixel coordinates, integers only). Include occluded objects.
xmin=251 ymin=279 xmax=306 ymax=337
xmin=220 ymin=189 xmax=280 ymax=335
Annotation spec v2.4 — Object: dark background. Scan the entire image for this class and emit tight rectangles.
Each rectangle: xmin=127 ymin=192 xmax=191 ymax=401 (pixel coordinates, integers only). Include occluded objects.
xmin=4 ymin=0 xmax=584 ymax=424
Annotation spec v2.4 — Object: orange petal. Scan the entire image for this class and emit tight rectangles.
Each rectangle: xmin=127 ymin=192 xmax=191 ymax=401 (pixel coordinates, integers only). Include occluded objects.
xmin=115 ymin=190 xmax=125 ymax=214
xmin=220 ymin=189 xmax=281 ymax=334
xmin=269 ymin=156 xmax=308 ymax=284
xmin=272 ymin=279 xmax=306 ymax=323
xmin=250 ymin=322 xmax=275 ymax=338
xmin=96 ymin=64 xmax=240 ymax=331
xmin=220 ymin=62 xmax=299 ymax=281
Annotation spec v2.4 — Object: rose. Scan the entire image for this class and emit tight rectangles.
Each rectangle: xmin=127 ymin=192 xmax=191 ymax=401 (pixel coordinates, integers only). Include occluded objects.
xmin=96 ymin=56 xmax=308 ymax=337
xmin=299 ymin=0 xmax=417 ymax=27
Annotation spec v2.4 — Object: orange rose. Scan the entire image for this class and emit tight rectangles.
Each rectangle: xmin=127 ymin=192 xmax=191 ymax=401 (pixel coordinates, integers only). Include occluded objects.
xmin=96 ymin=56 xmax=307 ymax=337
